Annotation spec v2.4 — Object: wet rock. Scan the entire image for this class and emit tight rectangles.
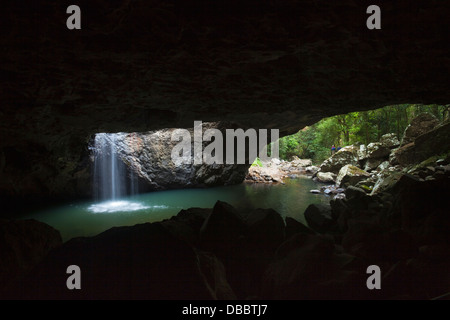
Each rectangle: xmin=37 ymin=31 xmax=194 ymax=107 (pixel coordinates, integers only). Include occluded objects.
xmin=401 ymin=113 xmax=439 ymax=146
xmin=310 ymin=189 xmax=320 ymax=194
xmin=336 ymin=165 xmax=370 ymax=188
xmin=316 ymin=172 xmax=336 ymax=183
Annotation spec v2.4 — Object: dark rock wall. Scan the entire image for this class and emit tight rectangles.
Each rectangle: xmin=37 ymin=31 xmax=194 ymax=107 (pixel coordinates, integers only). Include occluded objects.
xmin=103 ymin=123 xmax=249 ymax=191
xmin=1 ymin=0 xmax=449 ymax=201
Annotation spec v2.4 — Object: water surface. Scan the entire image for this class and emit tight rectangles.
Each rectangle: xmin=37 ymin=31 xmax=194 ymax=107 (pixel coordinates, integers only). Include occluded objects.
xmin=22 ymin=177 xmax=329 ymax=241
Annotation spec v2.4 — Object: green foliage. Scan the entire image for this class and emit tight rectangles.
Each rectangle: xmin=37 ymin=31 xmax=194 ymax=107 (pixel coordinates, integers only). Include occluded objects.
xmin=251 ymin=157 xmax=263 ymax=167
xmin=275 ymin=104 xmax=447 ymax=164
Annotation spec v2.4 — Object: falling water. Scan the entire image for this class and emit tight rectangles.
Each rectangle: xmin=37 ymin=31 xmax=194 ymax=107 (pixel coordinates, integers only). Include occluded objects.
xmin=90 ymin=133 xmax=146 ymax=213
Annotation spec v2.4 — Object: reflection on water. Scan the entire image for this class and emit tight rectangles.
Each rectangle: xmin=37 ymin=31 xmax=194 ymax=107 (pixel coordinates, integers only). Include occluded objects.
xmin=22 ymin=177 xmax=329 ymax=241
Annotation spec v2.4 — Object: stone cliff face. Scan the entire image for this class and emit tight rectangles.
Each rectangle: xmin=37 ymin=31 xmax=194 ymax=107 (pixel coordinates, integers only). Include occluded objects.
xmin=98 ymin=123 xmax=249 ymax=192
xmin=0 ymin=0 xmax=449 ymax=201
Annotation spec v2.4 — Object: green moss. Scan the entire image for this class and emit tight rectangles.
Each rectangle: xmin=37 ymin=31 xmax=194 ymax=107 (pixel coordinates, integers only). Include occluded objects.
xmin=360 ymin=184 xmax=373 ymax=192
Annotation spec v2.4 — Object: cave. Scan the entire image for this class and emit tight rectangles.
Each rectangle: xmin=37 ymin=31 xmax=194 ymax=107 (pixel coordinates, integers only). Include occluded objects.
xmin=1 ymin=0 xmax=449 ymax=302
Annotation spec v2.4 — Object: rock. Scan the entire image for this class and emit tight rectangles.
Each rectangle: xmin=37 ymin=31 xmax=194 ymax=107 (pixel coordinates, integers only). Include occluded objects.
xmin=285 ymin=217 xmax=315 ymax=238
xmin=436 ymin=158 xmax=448 ymax=166
xmin=414 ymin=121 xmax=450 ymax=162
xmin=389 ymin=142 xmax=416 ymax=166
xmin=245 ymin=208 xmax=285 ymax=251
xmin=357 ymin=144 xmax=367 ymax=160
xmin=364 ymin=158 xmax=383 ymax=171
xmin=310 ymin=189 xmax=320 ymax=194
xmin=354 ymin=180 xmax=375 ymax=193
xmin=270 ymin=158 xmax=281 ymax=165
xmin=261 ymin=234 xmax=365 ymax=299
xmin=345 ymin=186 xmax=367 ymax=200
xmin=401 ymin=113 xmax=440 ymax=146
xmin=0 ymin=219 xmax=62 ymax=290
xmin=336 ymin=165 xmax=370 ymax=188
xmin=380 ymin=133 xmax=400 ymax=149
xmin=196 ymin=250 xmax=237 ymax=300
xmin=305 ymin=166 xmax=319 ymax=174
xmin=366 ymin=142 xmax=391 ymax=159
xmin=377 ymin=161 xmax=390 ymax=172
xmin=290 ymin=157 xmax=312 ymax=167
xmin=333 ymin=193 xmax=346 ymax=200
xmin=5 ymin=222 xmax=214 ymax=299
xmin=319 ymin=146 xmax=359 ymax=174
xmin=304 ymin=204 xmax=335 ymax=233
xmin=371 ymin=172 xmax=404 ymax=195
xmin=200 ymin=201 xmax=246 ymax=255
xmin=316 ymin=172 xmax=337 ymax=183
xmin=342 ymin=218 xmax=416 ymax=262
xmin=99 ymin=124 xmax=249 ymax=192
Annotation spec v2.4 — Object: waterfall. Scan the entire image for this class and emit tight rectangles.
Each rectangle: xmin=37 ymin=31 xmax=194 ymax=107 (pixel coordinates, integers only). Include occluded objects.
xmin=89 ymin=133 xmax=147 ymax=213
xmin=93 ymin=133 xmax=127 ymax=201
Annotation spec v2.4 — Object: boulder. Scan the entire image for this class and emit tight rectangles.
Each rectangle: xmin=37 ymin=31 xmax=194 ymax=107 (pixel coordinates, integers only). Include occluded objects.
xmin=261 ymin=234 xmax=365 ymax=299
xmin=5 ymin=222 xmax=212 ymax=299
xmin=345 ymin=186 xmax=367 ymax=200
xmin=380 ymin=133 xmax=400 ymax=149
xmin=319 ymin=145 xmax=359 ymax=174
xmin=316 ymin=172 xmax=336 ymax=183
xmin=414 ymin=121 xmax=450 ymax=163
xmin=366 ymin=142 xmax=391 ymax=159
xmin=200 ymin=201 xmax=246 ymax=255
xmin=305 ymin=166 xmax=319 ymax=174
xmin=304 ymin=204 xmax=335 ymax=233
xmin=364 ymin=158 xmax=383 ymax=172
xmin=336 ymin=165 xmax=370 ymax=187
xmin=401 ymin=113 xmax=439 ymax=146
xmin=371 ymin=172 xmax=404 ymax=195
xmin=342 ymin=218 xmax=416 ymax=262
xmin=389 ymin=142 xmax=416 ymax=166
xmin=0 ymin=219 xmax=62 ymax=289
xmin=245 ymin=208 xmax=285 ymax=250
xmin=290 ymin=157 xmax=312 ymax=167
xmin=357 ymin=144 xmax=367 ymax=161
xmin=285 ymin=217 xmax=315 ymax=239
xmin=196 ymin=250 xmax=237 ymax=300
xmin=377 ymin=161 xmax=390 ymax=172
